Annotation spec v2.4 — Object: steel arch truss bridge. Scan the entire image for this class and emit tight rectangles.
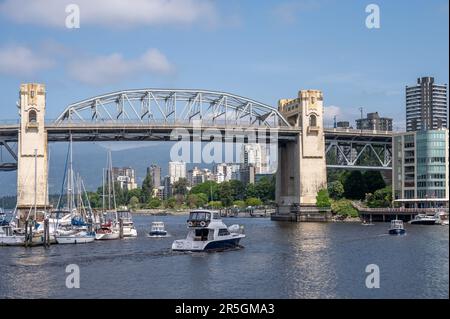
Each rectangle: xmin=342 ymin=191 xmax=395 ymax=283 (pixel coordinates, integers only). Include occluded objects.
xmin=325 ymin=135 xmax=392 ymax=171
xmin=0 ymin=137 xmax=17 ymax=171
xmin=55 ymin=89 xmax=290 ymax=128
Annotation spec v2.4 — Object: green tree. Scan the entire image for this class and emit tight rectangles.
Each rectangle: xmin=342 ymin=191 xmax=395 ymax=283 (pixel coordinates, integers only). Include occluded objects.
xmin=245 ymin=197 xmax=262 ymax=207
xmin=128 ymin=188 xmax=143 ymax=204
xmin=190 ymin=181 xmax=218 ymax=201
xmin=147 ymin=197 xmax=162 ymax=209
xmin=233 ymin=200 xmax=246 ymax=208
xmin=229 ymin=180 xmax=245 ymax=201
xmin=316 ymin=189 xmax=331 ymax=208
xmin=128 ymin=196 xmax=140 ymax=210
xmin=331 ymin=199 xmax=359 ymax=217
xmin=344 ymin=171 xmax=367 ymax=199
xmin=363 ymin=171 xmax=386 ymax=195
xmin=245 ymin=183 xmax=258 ymax=199
xmin=87 ymin=192 xmax=101 ymax=208
xmin=208 ymin=201 xmax=223 ymax=208
xmin=164 ymin=197 xmax=177 ymax=209
xmin=367 ymin=186 xmax=392 ymax=208
xmin=255 ymin=176 xmax=275 ymax=202
xmin=218 ymin=182 xmax=234 ymax=207
xmin=187 ymin=193 xmax=207 ymax=208
xmin=173 ymin=178 xmax=189 ymax=196
xmin=328 ymin=181 xmax=344 ymax=200
xmin=142 ymin=173 xmax=153 ymax=203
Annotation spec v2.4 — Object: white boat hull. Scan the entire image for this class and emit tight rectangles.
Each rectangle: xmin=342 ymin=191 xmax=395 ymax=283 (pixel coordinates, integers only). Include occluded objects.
xmin=172 ymin=234 xmax=245 ymax=252
xmin=122 ymin=227 xmax=138 ymax=238
xmin=95 ymin=232 xmax=120 ymax=240
xmin=56 ymin=235 xmax=95 ymax=244
xmin=0 ymin=235 xmax=26 ymax=246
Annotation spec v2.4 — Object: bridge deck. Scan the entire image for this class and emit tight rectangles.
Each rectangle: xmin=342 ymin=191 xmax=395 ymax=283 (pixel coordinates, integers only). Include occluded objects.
xmin=0 ymin=123 xmax=393 ymax=142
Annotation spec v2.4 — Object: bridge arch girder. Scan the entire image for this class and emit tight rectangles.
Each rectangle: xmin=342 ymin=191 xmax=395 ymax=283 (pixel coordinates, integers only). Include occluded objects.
xmin=55 ymin=89 xmax=291 ymax=128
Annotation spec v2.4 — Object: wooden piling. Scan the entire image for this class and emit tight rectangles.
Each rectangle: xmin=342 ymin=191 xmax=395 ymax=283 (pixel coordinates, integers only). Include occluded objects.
xmin=119 ymin=218 xmax=124 ymax=239
xmin=24 ymin=220 xmax=29 ymax=248
xmin=43 ymin=219 xmax=50 ymax=247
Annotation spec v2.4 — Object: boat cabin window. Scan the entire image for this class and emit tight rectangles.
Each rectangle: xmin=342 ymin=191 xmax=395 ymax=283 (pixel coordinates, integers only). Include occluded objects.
xmin=189 ymin=212 xmax=211 ymax=221
xmin=218 ymin=229 xmax=230 ymax=236
xmin=194 ymin=228 xmax=209 ymax=241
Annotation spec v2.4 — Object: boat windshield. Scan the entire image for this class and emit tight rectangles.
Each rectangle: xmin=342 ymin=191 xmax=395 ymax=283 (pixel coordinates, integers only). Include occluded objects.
xmin=189 ymin=212 xmax=211 ymax=222
xmin=391 ymin=220 xmax=403 ymax=228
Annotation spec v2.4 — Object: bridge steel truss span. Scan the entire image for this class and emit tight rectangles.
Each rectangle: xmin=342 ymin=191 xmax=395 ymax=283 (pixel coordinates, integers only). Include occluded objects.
xmin=325 ymin=132 xmax=393 ymax=171
xmin=0 ymin=137 xmax=17 ymax=171
xmin=55 ymin=89 xmax=291 ymax=128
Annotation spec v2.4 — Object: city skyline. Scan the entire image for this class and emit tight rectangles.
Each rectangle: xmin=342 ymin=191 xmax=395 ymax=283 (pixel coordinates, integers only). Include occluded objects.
xmin=0 ymin=0 xmax=448 ymax=129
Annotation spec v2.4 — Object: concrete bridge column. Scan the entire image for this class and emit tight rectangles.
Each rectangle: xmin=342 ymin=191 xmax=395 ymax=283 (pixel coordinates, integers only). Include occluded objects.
xmin=273 ymin=90 xmax=328 ymax=221
xmin=16 ymin=83 xmax=49 ymax=222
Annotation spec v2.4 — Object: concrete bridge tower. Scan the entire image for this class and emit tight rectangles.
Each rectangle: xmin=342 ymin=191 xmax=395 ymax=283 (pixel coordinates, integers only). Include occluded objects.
xmin=273 ymin=90 xmax=328 ymax=221
xmin=16 ymin=83 xmax=49 ymax=221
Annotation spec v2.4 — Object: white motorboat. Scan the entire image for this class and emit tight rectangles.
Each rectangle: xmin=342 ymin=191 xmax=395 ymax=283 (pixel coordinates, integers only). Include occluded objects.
xmin=148 ymin=221 xmax=168 ymax=238
xmin=409 ymin=214 xmax=437 ymax=225
xmin=389 ymin=220 xmax=406 ymax=235
xmin=172 ymin=210 xmax=245 ymax=252
xmin=435 ymin=211 xmax=449 ymax=225
xmin=95 ymin=221 xmax=120 ymax=240
xmin=118 ymin=211 xmax=138 ymax=238
xmin=55 ymin=231 xmax=96 ymax=244
xmin=0 ymin=225 xmax=25 ymax=246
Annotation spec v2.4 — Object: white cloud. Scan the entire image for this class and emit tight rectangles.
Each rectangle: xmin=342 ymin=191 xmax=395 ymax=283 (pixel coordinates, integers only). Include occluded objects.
xmin=0 ymin=0 xmax=217 ymax=28
xmin=323 ymin=105 xmax=342 ymax=125
xmin=0 ymin=45 xmax=54 ymax=76
xmin=68 ymin=49 xmax=175 ymax=85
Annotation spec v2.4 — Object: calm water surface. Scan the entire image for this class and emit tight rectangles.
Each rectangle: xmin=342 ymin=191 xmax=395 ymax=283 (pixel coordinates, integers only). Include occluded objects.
xmin=0 ymin=215 xmax=448 ymax=299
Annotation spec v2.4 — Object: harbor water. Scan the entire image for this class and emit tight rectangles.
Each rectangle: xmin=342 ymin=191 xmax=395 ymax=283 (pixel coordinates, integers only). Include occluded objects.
xmin=0 ymin=215 xmax=448 ymax=299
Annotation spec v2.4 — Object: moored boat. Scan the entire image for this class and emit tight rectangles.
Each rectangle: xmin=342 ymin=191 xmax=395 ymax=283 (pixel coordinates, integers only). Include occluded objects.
xmin=95 ymin=221 xmax=120 ymax=240
xmin=409 ymin=214 xmax=437 ymax=225
xmin=435 ymin=211 xmax=449 ymax=225
xmin=55 ymin=231 xmax=96 ymax=244
xmin=117 ymin=211 xmax=137 ymax=238
xmin=0 ymin=225 xmax=25 ymax=246
xmin=172 ymin=210 xmax=245 ymax=252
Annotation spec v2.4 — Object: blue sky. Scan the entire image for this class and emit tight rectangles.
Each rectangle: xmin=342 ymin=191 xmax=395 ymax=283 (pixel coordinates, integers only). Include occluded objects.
xmin=0 ymin=0 xmax=448 ymax=129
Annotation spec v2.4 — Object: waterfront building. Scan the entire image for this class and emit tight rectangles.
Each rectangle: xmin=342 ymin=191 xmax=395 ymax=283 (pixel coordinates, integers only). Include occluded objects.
xmin=187 ymin=166 xmax=211 ymax=186
xmin=356 ymin=112 xmax=393 ymax=131
xmin=168 ymin=161 xmax=186 ymax=184
xmin=212 ymin=163 xmax=239 ymax=183
xmin=237 ymin=164 xmax=255 ymax=185
xmin=163 ymin=176 xmax=172 ymax=199
xmin=336 ymin=121 xmax=351 ymax=129
xmin=147 ymin=164 xmax=161 ymax=188
xmin=392 ymin=129 xmax=449 ymax=208
xmin=406 ymin=77 xmax=448 ymax=132
xmin=240 ymin=144 xmax=268 ymax=174
xmin=109 ymin=167 xmax=137 ymax=191
xmin=152 ymin=186 xmax=164 ymax=200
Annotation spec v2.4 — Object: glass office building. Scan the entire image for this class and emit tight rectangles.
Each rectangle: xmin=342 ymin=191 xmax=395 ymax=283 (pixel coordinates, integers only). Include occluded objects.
xmin=393 ymin=129 xmax=449 ymax=208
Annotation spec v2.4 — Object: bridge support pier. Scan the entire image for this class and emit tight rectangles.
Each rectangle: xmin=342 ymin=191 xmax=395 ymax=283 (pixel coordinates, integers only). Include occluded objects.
xmin=272 ymin=90 xmax=329 ymax=222
xmin=16 ymin=84 xmax=50 ymax=224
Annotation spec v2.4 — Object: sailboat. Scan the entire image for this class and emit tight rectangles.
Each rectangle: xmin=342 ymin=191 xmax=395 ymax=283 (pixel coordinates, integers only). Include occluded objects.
xmin=95 ymin=151 xmax=121 ymax=240
xmin=54 ymin=136 xmax=95 ymax=244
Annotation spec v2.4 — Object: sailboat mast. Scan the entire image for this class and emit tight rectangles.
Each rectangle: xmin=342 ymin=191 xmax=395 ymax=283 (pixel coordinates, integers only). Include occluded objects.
xmin=68 ymin=134 xmax=74 ymax=214
xmin=34 ymin=148 xmax=37 ymax=220
xmin=102 ymin=168 xmax=105 ymax=214
xmin=107 ymin=151 xmax=111 ymax=211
